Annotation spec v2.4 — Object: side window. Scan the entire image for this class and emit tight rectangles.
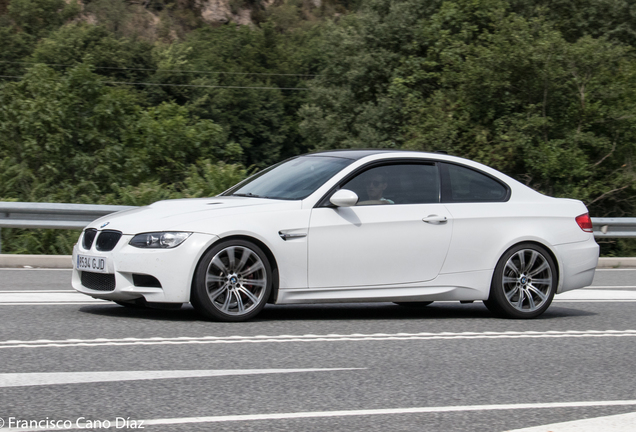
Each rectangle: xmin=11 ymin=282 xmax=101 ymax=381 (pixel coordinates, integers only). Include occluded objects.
xmin=441 ymin=163 xmax=509 ymax=202
xmin=342 ymin=163 xmax=440 ymax=205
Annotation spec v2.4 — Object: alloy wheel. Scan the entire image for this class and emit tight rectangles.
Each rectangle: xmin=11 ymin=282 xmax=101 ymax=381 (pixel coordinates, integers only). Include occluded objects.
xmin=205 ymin=245 xmax=268 ymax=316
xmin=501 ymin=249 xmax=553 ymax=312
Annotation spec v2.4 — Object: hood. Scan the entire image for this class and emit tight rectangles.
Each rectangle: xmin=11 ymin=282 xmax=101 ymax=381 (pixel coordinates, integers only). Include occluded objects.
xmin=88 ymin=196 xmax=301 ymax=235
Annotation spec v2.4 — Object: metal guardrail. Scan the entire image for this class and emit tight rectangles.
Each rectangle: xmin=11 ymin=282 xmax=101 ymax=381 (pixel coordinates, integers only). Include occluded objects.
xmin=0 ymin=202 xmax=138 ymax=229
xmin=0 ymin=202 xmax=634 ymax=252
xmin=592 ymin=218 xmax=636 ymax=239
xmin=0 ymin=202 xmax=138 ymax=253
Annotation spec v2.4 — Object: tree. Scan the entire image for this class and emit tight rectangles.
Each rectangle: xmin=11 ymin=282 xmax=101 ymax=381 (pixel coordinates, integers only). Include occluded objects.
xmin=397 ymin=7 xmax=636 ymax=217
xmin=299 ymin=0 xmax=444 ymax=150
xmin=148 ymin=19 xmax=325 ymax=167
xmin=300 ymin=0 xmax=636 ymax=218
xmin=0 ymin=62 xmax=243 ymax=254
xmin=510 ymin=0 xmax=636 ymax=46
xmin=0 ymin=22 xmax=35 ymax=77
xmin=0 ymin=63 xmax=233 ymax=203
xmin=29 ymin=23 xmax=156 ymax=83
xmin=8 ymin=0 xmax=79 ymax=37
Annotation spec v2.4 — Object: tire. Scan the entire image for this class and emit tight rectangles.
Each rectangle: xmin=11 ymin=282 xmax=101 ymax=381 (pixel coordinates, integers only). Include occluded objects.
xmin=394 ymin=302 xmax=434 ymax=308
xmin=191 ymin=240 xmax=272 ymax=322
xmin=484 ymin=243 xmax=557 ymax=319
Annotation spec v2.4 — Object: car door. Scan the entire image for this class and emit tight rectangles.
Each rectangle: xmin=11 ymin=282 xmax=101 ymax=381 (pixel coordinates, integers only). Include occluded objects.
xmin=436 ymin=162 xmax=513 ymax=273
xmin=307 ymin=162 xmax=453 ymax=288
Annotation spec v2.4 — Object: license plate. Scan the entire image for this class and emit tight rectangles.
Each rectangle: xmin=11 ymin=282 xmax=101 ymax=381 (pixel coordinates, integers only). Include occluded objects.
xmin=76 ymin=254 xmax=108 ymax=274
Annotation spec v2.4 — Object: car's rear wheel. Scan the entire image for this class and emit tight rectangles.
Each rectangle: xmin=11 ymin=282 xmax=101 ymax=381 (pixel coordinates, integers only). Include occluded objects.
xmin=484 ymin=243 xmax=556 ymax=319
xmin=191 ymin=240 xmax=272 ymax=322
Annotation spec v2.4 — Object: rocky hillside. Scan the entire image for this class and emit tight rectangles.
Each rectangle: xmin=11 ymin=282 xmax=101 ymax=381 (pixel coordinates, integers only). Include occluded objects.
xmin=64 ymin=0 xmax=348 ymax=41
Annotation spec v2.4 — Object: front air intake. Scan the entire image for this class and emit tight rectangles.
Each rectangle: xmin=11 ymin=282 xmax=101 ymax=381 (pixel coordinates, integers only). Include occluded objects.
xmin=81 ymin=272 xmax=116 ymax=291
xmin=133 ymin=274 xmax=162 ymax=288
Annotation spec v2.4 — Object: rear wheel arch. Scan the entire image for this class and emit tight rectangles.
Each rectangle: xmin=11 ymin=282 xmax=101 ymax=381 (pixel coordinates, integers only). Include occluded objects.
xmin=492 ymin=240 xmax=561 ymax=287
xmin=524 ymin=240 xmax=560 ymax=285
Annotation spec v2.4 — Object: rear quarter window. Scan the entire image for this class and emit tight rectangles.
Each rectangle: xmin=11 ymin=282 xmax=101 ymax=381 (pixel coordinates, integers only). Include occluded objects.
xmin=440 ymin=163 xmax=510 ymax=203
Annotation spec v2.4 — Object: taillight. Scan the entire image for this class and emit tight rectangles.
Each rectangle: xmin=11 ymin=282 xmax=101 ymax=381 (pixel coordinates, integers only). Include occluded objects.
xmin=576 ymin=213 xmax=593 ymax=233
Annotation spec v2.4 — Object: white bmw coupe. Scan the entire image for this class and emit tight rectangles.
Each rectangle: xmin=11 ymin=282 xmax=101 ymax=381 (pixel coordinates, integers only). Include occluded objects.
xmin=72 ymin=150 xmax=599 ymax=321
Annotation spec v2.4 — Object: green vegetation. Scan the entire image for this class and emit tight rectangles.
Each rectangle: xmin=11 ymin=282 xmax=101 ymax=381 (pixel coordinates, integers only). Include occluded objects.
xmin=0 ymin=0 xmax=635 ymax=255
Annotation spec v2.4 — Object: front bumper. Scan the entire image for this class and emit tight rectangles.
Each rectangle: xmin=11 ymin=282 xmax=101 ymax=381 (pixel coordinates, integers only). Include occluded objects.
xmin=72 ymin=232 xmax=218 ymax=303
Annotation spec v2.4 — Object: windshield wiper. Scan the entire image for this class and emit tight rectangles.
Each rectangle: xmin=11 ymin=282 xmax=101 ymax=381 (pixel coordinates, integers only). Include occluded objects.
xmin=231 ymin=193 xmax=263 ymax=198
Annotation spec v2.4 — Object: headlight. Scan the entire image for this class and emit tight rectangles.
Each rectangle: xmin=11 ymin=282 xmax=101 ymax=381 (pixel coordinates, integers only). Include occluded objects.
xmin=129 ymin=232 xmax=192 ymax=249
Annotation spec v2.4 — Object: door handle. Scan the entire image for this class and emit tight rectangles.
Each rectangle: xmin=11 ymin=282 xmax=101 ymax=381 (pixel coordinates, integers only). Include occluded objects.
xmin=422 ymin=215 xmax=448 ymax=224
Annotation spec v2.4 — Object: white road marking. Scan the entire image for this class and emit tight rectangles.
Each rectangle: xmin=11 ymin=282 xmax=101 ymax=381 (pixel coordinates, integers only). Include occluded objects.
xmin=2 ymin=330 xmax=636 ymax=349
xmin=553 ymin=300 xmax=636 ymax=303
xmin=0 ymin=290 xmax=77 ymax=293
xmin=0 ymin=268 xmax=72 ymax=271
xmin=556 ymin=290 xmax=636 ymax=300
xmin=0 ymin=285 xmax=635 ymax=305
xmin=0 ymin=303 xmax=105 ymax=305
xmin=507 ymin=411 xmax=636 ymax=431
xmin=0 ymin=292 xmax=105 ymax=303
xmin=0 ymin=368 xmax=359 ymax=388
xmin=595 ymin=268 xmax=636 ymax=271
xmin=3 ymin=400 xmax=636 ymax=431
xmin=119 ymin=401 xmax=636 ymax=427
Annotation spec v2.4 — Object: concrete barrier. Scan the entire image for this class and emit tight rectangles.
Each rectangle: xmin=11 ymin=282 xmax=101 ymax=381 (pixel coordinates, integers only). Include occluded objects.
xmin=0 ymin=254 xmax=73 ymax=268
xmin=596 ymin=257 xmax=636 ymax=269
xmin=1 ymin=254 xmax=635 ymax=269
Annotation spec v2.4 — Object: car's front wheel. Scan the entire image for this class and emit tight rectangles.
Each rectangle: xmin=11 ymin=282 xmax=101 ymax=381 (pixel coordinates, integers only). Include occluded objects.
xmin=484 ymin=243 xmax=557 ymax=319
xmin=191 ymin=240 xmax=272 ymax=322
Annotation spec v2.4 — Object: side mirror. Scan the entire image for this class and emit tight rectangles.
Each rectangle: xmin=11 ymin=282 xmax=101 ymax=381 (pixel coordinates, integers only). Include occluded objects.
xmin=329 ymin=189 xmax=359 ymax=207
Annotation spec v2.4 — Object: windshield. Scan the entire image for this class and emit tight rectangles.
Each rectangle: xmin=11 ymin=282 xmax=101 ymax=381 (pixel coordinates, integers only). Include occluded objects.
xmin=224 ymin=156 xmax=354 ymax=200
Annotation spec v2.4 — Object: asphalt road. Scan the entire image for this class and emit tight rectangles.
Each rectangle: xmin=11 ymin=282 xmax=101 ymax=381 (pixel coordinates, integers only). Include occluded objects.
xmin=0 ymin=269 xmax=634 ymax=431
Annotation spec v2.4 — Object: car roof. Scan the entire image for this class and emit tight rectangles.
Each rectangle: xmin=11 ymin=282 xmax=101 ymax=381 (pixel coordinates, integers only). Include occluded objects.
xmin=304 ymin=149 xmax=544 ymax=201
xmin=306 ymin=149 xmax=442 ymax=160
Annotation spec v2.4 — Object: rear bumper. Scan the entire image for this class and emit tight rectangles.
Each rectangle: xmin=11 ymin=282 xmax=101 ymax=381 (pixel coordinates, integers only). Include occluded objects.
xmin=554 ymin=236 xmax=599 ymax=294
